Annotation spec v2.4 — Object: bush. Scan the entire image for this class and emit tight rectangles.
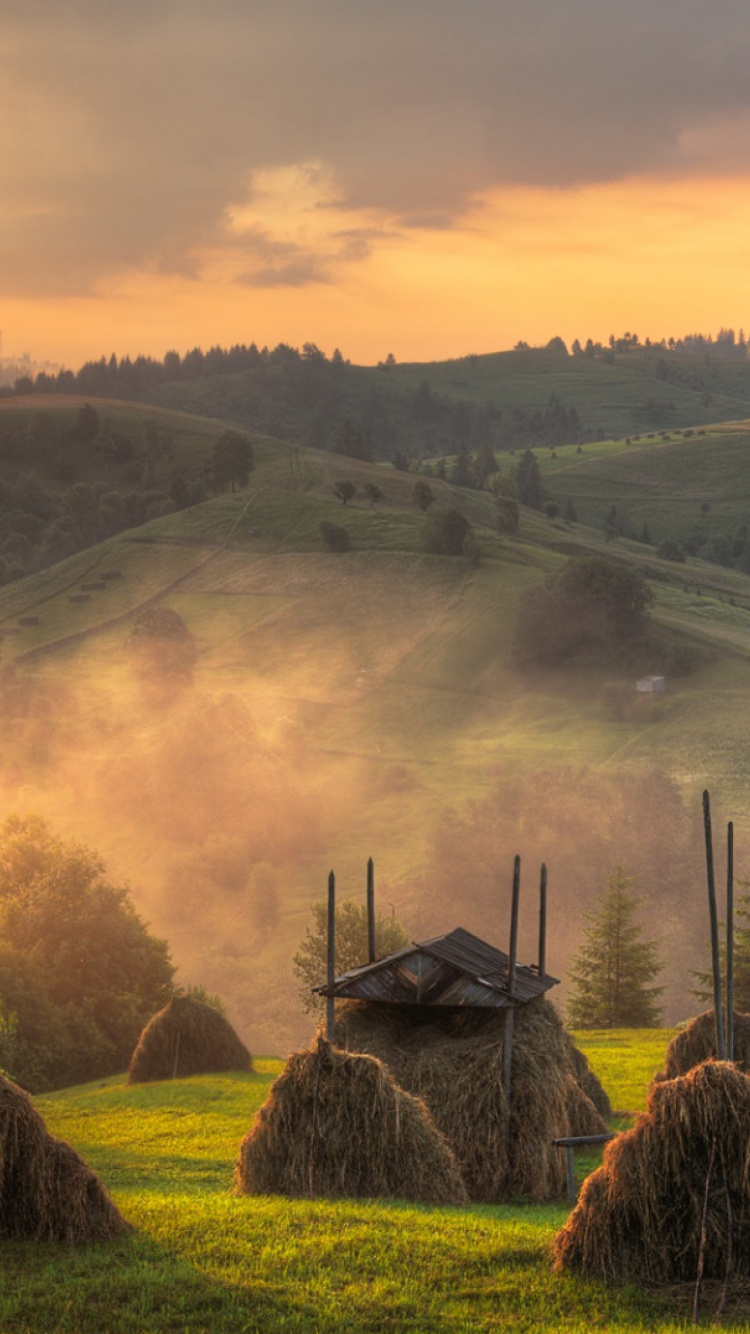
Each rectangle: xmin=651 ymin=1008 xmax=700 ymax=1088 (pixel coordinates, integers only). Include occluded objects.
xmin=514 ymin=557 xmax=653 ymax=668
xmin=422 ymin=507 xmax=470 ymax=556
xmin=319 ymin=521 xmax=350 ymax=552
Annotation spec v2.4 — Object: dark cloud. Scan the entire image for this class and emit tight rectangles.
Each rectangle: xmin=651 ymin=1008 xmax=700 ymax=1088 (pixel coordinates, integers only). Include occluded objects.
xmin=3 ymin=0 xmax=750 ymax=294
xmin=236 ymin=258 xmax=331 ymax=288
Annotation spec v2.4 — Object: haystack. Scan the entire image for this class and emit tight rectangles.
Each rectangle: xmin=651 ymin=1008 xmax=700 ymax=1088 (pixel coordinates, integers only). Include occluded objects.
xmin=565 ymin=1040 xmax=613 ymax=1120
xmin=128 ymin=994 xmax=251 ymax=1084
xmin=0 ymin=1073 xmax=127 ymax=1242
xmin=658 ymin=1009 xmax=750 ymax=1080
xmin=555 ymin=1060 xmax=750 ymax=1283
xmin=235 ymin=1038 xmax=468 ymax=1205
xmin=332 ymin=997 xmax=609 ymax=1202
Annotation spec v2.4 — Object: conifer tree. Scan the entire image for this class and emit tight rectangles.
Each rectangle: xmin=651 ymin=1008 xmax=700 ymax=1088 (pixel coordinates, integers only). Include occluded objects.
xmin=567 ymin=865 xmax=663 ymax=1028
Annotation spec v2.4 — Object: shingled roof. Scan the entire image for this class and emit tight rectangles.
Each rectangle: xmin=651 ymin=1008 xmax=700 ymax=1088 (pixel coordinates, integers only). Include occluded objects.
xmin=314 ymin=926 xmax=558 ymax=1009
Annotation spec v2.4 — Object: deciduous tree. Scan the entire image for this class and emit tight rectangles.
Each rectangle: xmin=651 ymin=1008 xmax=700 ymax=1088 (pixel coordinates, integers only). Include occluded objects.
xmin=293 ymin=899 xmax=410 ymax=1013
xmin=0 ymin=815 xmax=174 ymax=1090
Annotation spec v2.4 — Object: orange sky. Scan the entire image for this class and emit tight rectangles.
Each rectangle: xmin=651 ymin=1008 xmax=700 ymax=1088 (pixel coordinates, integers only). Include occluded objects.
xmin=3 ymin=4 xmax=750 ymax=369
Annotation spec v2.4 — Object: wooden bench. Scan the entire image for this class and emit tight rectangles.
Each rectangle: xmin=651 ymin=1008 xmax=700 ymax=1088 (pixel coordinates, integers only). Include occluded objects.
xmin=553 ymin=1133 xmax=616 ymax=1204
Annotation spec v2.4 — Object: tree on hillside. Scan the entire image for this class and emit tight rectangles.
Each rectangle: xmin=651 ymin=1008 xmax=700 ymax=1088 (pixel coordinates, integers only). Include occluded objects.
xmin=567 ymin=865 xmax=664 ymax=1028
xmin=319 ymin=520 xmax=350 ymax=551
xmin=205 ymin=430 xmax=254 ymax=493
xmin=127 ymin=606 xmax=197 ymax=696
xmin=514 ymin=448 xmax=545 ymax=509
xmin=293 ymin=899 xmax=410 ymax=1013
xmin=334 ymin=480 xmax=356 ymax=505
xmin=692 ymin=882 xmax=750 ymax=1013
xmin=69 ymin=402 xmax=99 ymax=446
xmin=363 ymin=482 xmax=383 ymax=508
xmin=513 ymin=556 xmax=653 ymax=667
xmin=422 ymin=507 xmax=470 ymax=555
xmin=0 ymin=815 xmax=174 ymax=1090
xmin=412 ymin=480 xmax=435 ymax=512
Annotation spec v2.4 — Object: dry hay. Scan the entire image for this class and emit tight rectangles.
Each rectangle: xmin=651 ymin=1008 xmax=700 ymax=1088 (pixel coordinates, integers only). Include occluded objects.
xmin=128 ymin=994 xmax=251 ymax=1084
xmin=0 ymin=1073 xmax=127 ymax=1242
xmin=235 ymin=1038 xmax=468 ymax=1205
xmin=554 ymin=1060 xmax=750 ymax=1284
xmin=658 ymin=1009 xmax=750 ymax=1080
xmin=565 ymin=1040 xmax=613 ymax=1119
xmin=332 ymin=997 xmax=609 ymax=1202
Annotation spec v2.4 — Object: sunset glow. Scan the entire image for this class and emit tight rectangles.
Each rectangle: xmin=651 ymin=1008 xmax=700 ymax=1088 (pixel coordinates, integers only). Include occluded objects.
xmin=4 ymin=3 xmax=750 ymax=368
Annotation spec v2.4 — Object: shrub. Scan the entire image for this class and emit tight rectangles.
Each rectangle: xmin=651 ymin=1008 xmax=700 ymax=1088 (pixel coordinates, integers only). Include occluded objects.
xmin=319 ymin=521 xmax=350 ymax=552
xmin=422 ymin=507 xmax=470 ymax=556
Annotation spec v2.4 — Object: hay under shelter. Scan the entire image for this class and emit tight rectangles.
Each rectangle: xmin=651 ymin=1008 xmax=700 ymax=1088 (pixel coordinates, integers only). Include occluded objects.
xmin=658 ymin=1009 xmax=750 ymax=1080
xmin=128 ymin=994 xmax=251 ymax=1084
xmin=235 ymin=1038 xmax=468 ymax=1205
xmin=0 ymin=1073 xmax=127 ymax=1242
xmin=555 ymin=1060 xmax=750 ymax=1284
xmin=332 ymin=996 xmax=609 ymax=1202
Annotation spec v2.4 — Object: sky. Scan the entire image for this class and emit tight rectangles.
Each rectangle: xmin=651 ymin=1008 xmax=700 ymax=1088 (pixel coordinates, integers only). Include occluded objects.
xmin=4 ymin=0 xmax=750 ymax=369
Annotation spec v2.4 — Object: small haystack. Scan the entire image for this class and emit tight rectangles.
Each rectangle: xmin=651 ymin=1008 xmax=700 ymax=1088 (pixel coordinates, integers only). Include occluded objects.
xmin=555 ymin=1060 xmax=750 ymax=1283
xmin=235 ymin=1038 xmax=468 ymax=1205
xmin=333 ymin=997 xmax=609 ymax=1202
xmin=658 ymin=1009 xmax=750 ymax=1080
xmin=128 ymin=994 xmax=251 ymax=1084
xmin=0 ymin=1073 xmax=127 ymax=1242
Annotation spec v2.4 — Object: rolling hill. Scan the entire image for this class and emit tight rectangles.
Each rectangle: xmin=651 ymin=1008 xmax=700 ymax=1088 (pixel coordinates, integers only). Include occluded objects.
xmin=1 ymin=397 xmax=750 ymax=1054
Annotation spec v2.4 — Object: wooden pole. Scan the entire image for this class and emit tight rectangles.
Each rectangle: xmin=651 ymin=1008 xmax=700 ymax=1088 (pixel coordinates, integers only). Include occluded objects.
xmin=727 ymin=821 xmax=734 ymax=1063
xmin=508 ymin=855 xmax=520 ymax=1000
xmin=538 ymin=862 xmax=547 ymax=978
xmin=503 ymin=856 xmax=521 ymax=1112
xmin=367 ymin=857 xmax=376 ymax=964
xmin=326 ymin=870 xmax=335 ymax=1043
xmin=703 ymin=790 xmax=726 ymax=1061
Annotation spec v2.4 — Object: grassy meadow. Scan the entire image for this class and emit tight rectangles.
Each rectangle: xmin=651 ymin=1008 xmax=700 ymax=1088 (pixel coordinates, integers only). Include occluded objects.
xmin=2 ymin=402 xmax=750 ymax=1051
xmin=2 ymin=1026 xmax=735 ymax=1334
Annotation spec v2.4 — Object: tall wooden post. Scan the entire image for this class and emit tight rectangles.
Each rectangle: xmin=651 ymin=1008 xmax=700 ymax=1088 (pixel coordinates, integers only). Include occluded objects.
xmin=538 ymin=862 xmax=547 ymax=979
xmin=703 ymin=791 xmax=726 ymax=1060
xmin=326 ymin=870 xmax=336 ymax=1043
xmin=503 ymin=856 xmax=521 ymax=1111
xmin=367 ymin=857 xmax=376 ymax=964
xmin=727 ymin=821 xmax=734 ymax=1062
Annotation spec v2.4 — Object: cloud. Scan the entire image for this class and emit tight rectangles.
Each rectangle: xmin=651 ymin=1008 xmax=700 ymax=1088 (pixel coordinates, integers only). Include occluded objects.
xmin=3 ymin=1 xmax=750 ymax=296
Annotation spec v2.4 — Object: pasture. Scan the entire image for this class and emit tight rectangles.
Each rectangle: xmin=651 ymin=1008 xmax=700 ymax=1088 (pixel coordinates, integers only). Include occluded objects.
xmin=1 ymin=1027 xmax=735 ymax=1334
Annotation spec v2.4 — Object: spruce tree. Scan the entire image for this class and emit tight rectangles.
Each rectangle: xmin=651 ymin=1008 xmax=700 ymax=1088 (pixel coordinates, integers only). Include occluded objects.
xmin=567 ymin=865 xmax=663 ymax=1028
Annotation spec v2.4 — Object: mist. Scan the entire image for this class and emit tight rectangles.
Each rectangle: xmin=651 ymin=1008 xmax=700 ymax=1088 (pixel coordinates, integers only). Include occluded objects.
xmin=0 ymin=602 xmax=722 ymax=1057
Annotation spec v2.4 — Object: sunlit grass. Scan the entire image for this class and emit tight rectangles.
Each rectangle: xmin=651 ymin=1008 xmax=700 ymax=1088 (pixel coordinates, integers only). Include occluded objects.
xmin=1 ymin=1050 xmax=717 ymax=1334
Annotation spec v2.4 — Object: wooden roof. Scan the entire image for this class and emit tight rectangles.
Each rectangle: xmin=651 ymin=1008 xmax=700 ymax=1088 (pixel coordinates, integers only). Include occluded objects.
xmin=314 ymin=926 xmax=558 ymax=1009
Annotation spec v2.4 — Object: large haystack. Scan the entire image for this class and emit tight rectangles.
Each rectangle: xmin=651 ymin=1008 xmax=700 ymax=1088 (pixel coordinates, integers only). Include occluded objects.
xmin=555 ymin=1060 xmax=750 ymax=1283
xmin=332 ymin=997 xmax=609 ymax=1202
xmin=128 ymin=994 xmax=251 ymax=1084
xmin=565 ymin=1040 xmax=613 ymax=1119
xmin=235 ymin=1038 xmax=468 ymax=1206
xmin=658 ymin=1009 xmax=750 ymax=1080
xmin=0 ymin=1074 xmax=127 ymax=1242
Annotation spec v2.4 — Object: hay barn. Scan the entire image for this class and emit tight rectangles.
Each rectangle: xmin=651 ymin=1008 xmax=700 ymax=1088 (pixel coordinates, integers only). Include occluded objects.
xmin=554 ymin=1060 xmax=750 ymax=1284
xmin=0 ymin=1073 xmax=127 ymax=1242
xmin=128 ymin=994 xmax=251 ymax=1083
xmin=315 ymin=927 xmax=610 ymax=1202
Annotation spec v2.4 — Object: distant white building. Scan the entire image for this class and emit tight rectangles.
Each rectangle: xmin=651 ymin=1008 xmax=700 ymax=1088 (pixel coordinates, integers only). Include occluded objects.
xmin=636 ymin=675 xmax=666 ymax=694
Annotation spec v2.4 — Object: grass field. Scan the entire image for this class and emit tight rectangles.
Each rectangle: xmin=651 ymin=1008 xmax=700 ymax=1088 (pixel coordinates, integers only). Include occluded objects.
xmin=1 ymin=1027 xmax=737 ymax=1334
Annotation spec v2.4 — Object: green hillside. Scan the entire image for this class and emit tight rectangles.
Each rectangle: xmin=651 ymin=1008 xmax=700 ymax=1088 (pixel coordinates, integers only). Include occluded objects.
xmin=1 ymin=403 xmax=750 ymax=1054
xmin=18 ymin=340 xmax=750 ymax=463
xmin=0 ymin=1030 xmax=710 ymax=1334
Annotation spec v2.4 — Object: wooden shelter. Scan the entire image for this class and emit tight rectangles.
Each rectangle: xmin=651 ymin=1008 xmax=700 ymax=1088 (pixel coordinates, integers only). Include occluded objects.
xmin=314 ymin=925 xmax=558 ymax=1010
